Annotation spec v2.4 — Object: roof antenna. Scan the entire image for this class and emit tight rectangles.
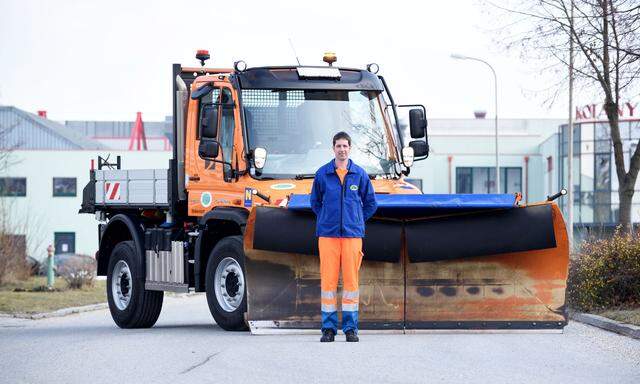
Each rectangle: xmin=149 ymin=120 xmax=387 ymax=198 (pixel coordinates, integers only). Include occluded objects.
xmin=288 ymin=37 xmax=302 ymax=66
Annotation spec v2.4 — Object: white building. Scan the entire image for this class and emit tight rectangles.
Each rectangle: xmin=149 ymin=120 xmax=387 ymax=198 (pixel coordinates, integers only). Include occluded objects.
xmin=411 ymin=118 xmax=565 ymax=204
xmin=2 ymin=151 xmax=171 ymax=260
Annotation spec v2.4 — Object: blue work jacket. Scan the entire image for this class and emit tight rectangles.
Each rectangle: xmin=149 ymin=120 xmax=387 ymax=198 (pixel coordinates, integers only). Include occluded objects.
xmin=310 ymin=159 xmax=378 ymax=238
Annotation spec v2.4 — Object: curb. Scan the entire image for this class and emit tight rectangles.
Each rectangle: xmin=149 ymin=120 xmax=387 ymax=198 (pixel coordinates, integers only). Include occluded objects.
xmin=2 ymin=303 xmax=108 ymax=320
xmin=0 ymin=293 xmax=202 ymax=320
xmin=571 ymin=312 xmax=640 ymax=340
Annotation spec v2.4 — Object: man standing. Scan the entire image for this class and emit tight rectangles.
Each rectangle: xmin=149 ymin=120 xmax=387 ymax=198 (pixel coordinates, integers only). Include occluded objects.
xmin=310 ymin=131 xmax=378 ymax=342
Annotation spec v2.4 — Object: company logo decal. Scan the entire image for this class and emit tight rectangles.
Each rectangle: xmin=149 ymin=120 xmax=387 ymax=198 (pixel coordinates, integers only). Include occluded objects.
xmin=349 ymin=185 xmax=358 ymax=191
xmin=244 ymin=188 xmax=253 ymax=207
xmin=200 ymin=192 xmax=212 ymax=207
xmin=270 ymin=183 xmax=296 ymax=190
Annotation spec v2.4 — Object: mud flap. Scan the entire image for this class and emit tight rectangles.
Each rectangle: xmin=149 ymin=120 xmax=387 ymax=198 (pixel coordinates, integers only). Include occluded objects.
xmin=244 ymin=204 xmax=568 ymax=333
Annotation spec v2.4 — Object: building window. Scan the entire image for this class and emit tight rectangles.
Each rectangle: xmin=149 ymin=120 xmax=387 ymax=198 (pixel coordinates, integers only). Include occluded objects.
xmin=0 ymin=177 xmax=27 ymax=197
xmin=54 ymin=232 xmax=75 ymax=254
xmin=456 ymin=168 xmax=473 ymax=193
xmin=630 ymin=121 xmax=640 ymax=139
xmin=53 ymin=177 xmax=77 ymax=197
xmin=546 ymin=156 xmax=553 ymax=197
xmin=502 ymin=167 xmax=523 ymax=195
xmin=455 ymin=167 xmax=522 ymax=194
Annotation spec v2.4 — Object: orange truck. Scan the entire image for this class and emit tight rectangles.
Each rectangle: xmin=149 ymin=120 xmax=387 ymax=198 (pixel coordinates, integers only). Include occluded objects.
xmin=80 ymin=51 xmax=569 ymax=332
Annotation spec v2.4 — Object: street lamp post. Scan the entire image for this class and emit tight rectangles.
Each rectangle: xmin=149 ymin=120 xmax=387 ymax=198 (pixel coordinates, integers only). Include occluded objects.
xmin=451 ymin=54 xmax=500 ymax=193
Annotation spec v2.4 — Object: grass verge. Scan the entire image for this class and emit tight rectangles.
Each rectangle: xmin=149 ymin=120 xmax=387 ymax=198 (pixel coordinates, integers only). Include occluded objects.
xmin=596 ymin=308 xmax=640 ymax=326
xmin=0 ymin=276 xmax=106 ymax=314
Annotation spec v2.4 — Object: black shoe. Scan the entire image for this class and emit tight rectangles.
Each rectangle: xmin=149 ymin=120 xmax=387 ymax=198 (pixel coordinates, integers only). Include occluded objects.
xmin=320 ymin=329 xmax=335 ymax=342
xmin=345 ymin=330 xmax=359 ymax=342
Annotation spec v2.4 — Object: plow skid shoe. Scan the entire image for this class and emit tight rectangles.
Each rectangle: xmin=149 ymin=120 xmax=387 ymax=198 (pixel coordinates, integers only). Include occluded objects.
xmin=244 ymin=202 xmax=569 ymax=334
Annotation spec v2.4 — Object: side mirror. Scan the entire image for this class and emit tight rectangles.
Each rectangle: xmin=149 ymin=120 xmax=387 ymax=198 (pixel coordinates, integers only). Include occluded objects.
xmin=402 ymin=147 xmax=415 ymax=167
xmin=200 ymin=104 xmax=218 ymax=139
xmin=254 ymin=147 xmax=267 ymax=170
xmin=409 ymin=108 xmax=427 ymax=139
xmin=191 ymin=84 xmax=214 ymax=100
xmin=409 ymin=140 xmax=429 ymax=157
xmin=198 ymin=139 xmax=219 ymax=159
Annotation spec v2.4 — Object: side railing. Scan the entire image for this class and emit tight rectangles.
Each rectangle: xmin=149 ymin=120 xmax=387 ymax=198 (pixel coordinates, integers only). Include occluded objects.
xmin=94 ymin=169 xmax=169 ymax=208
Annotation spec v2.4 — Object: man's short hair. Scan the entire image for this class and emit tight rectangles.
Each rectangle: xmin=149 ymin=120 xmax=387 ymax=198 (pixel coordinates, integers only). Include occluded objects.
xmin=332 ymin=131 xmax=352 ymax=146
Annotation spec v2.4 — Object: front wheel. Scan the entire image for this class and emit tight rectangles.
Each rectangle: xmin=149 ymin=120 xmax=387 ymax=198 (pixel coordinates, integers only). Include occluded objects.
xmin=106 ymin=241 xmax=163 ymax=328
xmin=205 ymin=236 xmax=248 ymax=331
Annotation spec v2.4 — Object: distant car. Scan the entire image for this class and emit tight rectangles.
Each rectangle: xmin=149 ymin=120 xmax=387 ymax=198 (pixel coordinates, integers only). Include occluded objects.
xmin=37 ymin=253 xmax=95 ymax=276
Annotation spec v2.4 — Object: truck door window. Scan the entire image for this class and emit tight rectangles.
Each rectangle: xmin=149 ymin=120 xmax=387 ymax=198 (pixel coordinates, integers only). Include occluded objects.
xmin=198 ymin=88 xmax=220 ymax=140
xmin=197 ymin=86 xmax=235 ymax=176
xmin=218 ymin=88 xmax=235 ymax=166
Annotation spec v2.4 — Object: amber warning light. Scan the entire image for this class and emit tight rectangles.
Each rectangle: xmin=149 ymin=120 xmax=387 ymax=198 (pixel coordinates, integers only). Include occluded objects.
xmin=323 ymin=52 xmax=337 ymax=66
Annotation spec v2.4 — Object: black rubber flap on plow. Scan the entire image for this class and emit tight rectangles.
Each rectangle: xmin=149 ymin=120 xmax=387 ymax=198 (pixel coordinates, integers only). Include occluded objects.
xmin=405 ymin=204 xmax=557 ymax=262
xmin=252 ymin=207 xmax=401 ymax=262
xmin=253 ymin=208 xmax=318 ymax=255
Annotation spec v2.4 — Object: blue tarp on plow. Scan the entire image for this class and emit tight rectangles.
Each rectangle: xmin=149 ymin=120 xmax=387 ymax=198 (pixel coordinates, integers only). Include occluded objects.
xmin=287 ymin=193 xmax=518 ymax=212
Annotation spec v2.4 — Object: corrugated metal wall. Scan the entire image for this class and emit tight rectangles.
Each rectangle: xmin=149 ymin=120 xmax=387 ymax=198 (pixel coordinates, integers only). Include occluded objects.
xmin=65 ymin=117 xmax=172 ymax=138
xmin=0 ymin=107 xmax=175 ymax=150
xmin=0 ymin=106 xmax=85 ymax=150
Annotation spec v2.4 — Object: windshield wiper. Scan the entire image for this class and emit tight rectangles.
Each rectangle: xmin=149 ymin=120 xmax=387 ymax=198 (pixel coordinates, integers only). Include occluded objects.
xmin=295 ymin=174 xmax=316 ymax=180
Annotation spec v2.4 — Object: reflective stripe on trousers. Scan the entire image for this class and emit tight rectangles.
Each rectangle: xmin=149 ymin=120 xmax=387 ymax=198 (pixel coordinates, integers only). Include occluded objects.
xmin=321 ymin=290 xmax=337 ymax=312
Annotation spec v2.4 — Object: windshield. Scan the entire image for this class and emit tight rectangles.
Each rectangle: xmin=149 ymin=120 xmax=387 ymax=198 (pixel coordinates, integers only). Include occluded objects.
xmin=242 ymin=89 xmax=397 ymax=178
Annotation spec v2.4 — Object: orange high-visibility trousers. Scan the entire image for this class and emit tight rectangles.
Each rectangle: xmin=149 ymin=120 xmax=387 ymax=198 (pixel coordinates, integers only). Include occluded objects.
xmin=319 ymin=237 xmax=363 ymax=333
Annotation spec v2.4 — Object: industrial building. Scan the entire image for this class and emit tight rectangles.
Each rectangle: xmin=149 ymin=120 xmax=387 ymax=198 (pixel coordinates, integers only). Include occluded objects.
xmin=0 ymin=106 xmax=171 ymax=260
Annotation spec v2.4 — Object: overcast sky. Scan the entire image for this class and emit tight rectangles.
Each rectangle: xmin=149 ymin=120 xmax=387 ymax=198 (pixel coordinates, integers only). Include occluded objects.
xmin=1 ymin=0 xmax=584 ymax=122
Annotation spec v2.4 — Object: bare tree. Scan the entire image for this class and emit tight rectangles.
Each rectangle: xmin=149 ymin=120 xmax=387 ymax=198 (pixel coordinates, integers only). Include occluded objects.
xmin=486 ymin=0 xmax=640 ymax=229
xmin=0 ymin=117 xmax=34 ymax=284
xmin=0 ymin=120 xmax=19 ymax=171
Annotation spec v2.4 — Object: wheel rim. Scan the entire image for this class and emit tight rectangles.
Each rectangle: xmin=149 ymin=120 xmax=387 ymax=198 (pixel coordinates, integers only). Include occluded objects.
xmin=112 ymin=260 xmax=132 ymax=310
xmin=214 ymin=257 xmax=245 ymax=312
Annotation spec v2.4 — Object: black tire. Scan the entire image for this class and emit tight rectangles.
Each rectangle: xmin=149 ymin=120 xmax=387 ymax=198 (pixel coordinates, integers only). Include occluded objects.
xmin=205 ymin=236 xmax=249 ymax=331
xmin=106 ymin=241 xmax=163 ymax=328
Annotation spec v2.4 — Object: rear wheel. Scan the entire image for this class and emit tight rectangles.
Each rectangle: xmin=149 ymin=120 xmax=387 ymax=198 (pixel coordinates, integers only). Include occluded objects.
xmin=205 ymin=236 xmax=248 ymax=331
xmin=106 ymin=241 xmax=163 ymax=328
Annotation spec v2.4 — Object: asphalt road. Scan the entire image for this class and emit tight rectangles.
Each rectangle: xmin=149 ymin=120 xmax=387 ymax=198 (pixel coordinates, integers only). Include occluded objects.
xmin=1 ymin=294 xmax=639 ymax=384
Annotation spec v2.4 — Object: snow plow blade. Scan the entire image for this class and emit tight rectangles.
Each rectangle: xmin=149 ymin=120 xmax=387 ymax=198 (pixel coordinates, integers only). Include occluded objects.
xmin=243 ymin=194 xmax=569 ymax=333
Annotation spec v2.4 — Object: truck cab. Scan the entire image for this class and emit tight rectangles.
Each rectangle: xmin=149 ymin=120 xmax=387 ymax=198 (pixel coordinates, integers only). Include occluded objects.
xmin=180 ymin=58 xmax=429 ymax=219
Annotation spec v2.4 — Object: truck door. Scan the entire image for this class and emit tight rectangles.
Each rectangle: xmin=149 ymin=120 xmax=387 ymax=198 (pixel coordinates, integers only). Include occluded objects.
xmin=188 ymin=83 xmax=242 ymax=215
